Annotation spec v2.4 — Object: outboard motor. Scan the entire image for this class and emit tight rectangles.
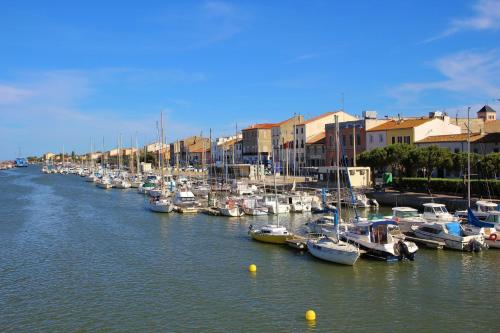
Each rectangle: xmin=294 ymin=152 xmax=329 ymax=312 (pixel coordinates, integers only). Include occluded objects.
xmin=468 ymin=239 xmax=487 ymax=252
xmin=394 ymin=240 xmax=414 ymax=261
xmin=400 ymin=241 xmax=414 ymax=261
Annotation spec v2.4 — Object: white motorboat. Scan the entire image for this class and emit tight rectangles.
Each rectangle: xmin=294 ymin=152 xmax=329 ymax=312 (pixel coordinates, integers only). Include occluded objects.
xmin=342 ymin=220 xmax=418 ymax=261
xmin=414 ymin=221 xmax=487 ymax=251
xmin=389 ymin=207 xmax=427 ymax=234
xmin=287 ymin=194 xmax=312 ymax=213
xmin=96 ymin=177 xmax=113 ymax=189
xmin=455 ymin=200 xmax=499 ymax=221
xmin=148 ymin=195 xmax=174 ymax=213
xmin=130 ymin=176 xmax=143 ymax=188
xmin=172 ymin=190 xmax=198 ymax=208
xmin=307 ymin=236 xmax=360 ymax=266
xmin=422 ymin=203 xmax=455 ymax=222
xmin=242 ymin=197 xmax=268 ymax=216
xmin=219 ymin=201 xmax=245 ymax=217
xmin=113 ymin=178 xmax=131 ymax=189
xmin=267 ymin=199 xmax=290 ymax=214
xmin=85 ymin=174 xmax=99 ymax=182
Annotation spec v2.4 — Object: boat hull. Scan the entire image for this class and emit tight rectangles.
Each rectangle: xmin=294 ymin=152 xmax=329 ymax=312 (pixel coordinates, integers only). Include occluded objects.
xmin=250 ymin=231 xmax=290 ymax=244
xmin=307 ymin=240 xmax=359 ymax=265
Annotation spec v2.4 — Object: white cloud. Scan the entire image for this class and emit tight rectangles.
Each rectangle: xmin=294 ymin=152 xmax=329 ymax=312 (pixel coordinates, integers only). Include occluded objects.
xmin=388 ymin=50 xmax=500 ymax=104
xmin=0 ymin=69 xmax=207 ymax=159
xmin=0 ymin=85 xmax=34 ymax=105
xmin=424 ymin=0 xmax=500 ymax=43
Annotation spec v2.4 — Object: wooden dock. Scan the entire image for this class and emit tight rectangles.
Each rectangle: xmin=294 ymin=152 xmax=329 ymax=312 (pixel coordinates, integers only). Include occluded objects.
xmin=175 ymin=207 xmax=199 ymax=214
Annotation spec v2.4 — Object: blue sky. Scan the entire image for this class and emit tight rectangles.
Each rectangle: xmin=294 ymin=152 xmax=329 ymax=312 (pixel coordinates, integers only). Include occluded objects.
xmin=1 ymin=0 xmax=500 ymax=159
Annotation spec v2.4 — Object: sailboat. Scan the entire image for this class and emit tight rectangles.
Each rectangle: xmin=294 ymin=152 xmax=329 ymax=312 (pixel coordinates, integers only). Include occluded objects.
xmin=462 ymin=209 xmax=498 ymax=249
xmin=148 ymin=112 xmax=174 ymax=213
xmin=307 ymin=115 xmax=360 ymax=265
xmin=249 ymin=163 xmax=293 ymax=244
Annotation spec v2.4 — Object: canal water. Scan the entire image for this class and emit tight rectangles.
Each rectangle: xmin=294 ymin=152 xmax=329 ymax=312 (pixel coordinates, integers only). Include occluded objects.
xmin=1 ymin=167 xmax=499 ymax=332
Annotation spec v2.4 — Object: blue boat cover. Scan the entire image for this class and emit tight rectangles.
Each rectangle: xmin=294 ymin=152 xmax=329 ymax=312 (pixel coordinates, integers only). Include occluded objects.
xmin=468 ymin=208 xmax=495 ymax=228
xmin=445 ymin=222 xmax=462 ymax=236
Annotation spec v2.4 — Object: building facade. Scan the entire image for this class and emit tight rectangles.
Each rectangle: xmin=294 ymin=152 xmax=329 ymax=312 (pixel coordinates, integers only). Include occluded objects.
xmin=325 ymin=112 xmax=388 ymax=167
xmin=242 ymin=123 xmax=274 ymax=165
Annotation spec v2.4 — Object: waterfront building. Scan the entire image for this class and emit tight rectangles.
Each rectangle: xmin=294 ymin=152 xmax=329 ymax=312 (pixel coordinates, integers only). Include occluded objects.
xmin=415 ymin=133 xmax=484 ymax=153
xmin=169 ymin=136 xmax=209 ymax=167
xmin=294 ymin=111 xmax=356 ymax=173
xmin=242 ymin=123 xmax=275 ymax=165
xmin=43 ymin=152 xmax=56 ymax=161
xmin=212 ymin=134 xmax=243 ymax=166
xmin=305 ymin=132 xmax=326 ymax=167
xmin=326 ymin=111 xmax=388 ymax=167
xmin=366 ymin=112 xmax=461 ymax=148
xmin=270 ymin=115 xmax=304 ymax=171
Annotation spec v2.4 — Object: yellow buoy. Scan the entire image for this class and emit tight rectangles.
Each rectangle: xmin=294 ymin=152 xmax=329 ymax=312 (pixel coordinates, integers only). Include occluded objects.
xmin=305 ymin=310 xmax=316 ymax=321
xmin=248 ymin=264 xmax=257 ymax=272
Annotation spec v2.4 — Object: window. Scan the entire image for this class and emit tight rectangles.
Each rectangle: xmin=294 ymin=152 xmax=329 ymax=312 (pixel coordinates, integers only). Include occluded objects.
xmin=404 ymin=136 xmax=410 ymax=144
xmin=349 ymin=135 xmax=353 ymax=146
xmin=342 ymin=135 xmax=346 ymax=146
xmin=301 ymin=140 xmax=304 ymax=148
xmin=397 ymin=136 xmax=402 ymax=143
xmin=296 ymin=128 xmax=298 ymax=134
xmin=301 ymin=127 xmax=303 ymax=134
xmin=454 ymin=148 xmax=460 ymax=153
xmin=369 ymin=135 xmax=373 ymax=143
xmin=356 ymin=134 xmax=361 ymax=146
xmin=379 ymin=134 xmax=383 ymax=143
xmin=296 ymin=140 xmax=299 ymax=148
xmin=392 ymin=137 xmax=395 ymax=144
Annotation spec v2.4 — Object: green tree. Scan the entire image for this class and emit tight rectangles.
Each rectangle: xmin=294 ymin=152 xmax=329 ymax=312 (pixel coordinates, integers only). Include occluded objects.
xmin=384 ymin=144 xmax=415 ymax=181
xmin=420 ymin=145 xmax=452 ymax=193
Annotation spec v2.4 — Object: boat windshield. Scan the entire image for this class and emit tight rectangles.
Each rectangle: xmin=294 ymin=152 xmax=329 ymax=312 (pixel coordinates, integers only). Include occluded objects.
xmin=433 ymin=206 xmax=448 ymax=214
xmin=480 ymin=205 xmax=497 ymax=212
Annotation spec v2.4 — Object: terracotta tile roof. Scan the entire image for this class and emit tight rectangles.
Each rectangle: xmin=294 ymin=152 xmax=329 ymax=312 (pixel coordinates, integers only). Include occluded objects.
xmin=244 ymin=123 xmax=275 ymax=130
xmin=416 ymin=133 xmax=483 ymax=143
xmin=366 ymin=118 xmax=431 ymax=132
xmin=306 ymin=132 xmax=326 ymax=144
xmin=300 ymin=112 xmax=337 ymax=125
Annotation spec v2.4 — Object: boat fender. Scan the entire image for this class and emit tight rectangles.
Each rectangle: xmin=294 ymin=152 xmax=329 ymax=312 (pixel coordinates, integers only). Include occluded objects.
xmin=489 ymin=233 xmax=498 ymax=241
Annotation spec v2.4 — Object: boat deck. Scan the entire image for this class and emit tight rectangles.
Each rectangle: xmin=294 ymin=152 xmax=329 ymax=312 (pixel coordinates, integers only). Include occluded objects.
xmin=401 ymin=234 xmax=445 ymax=249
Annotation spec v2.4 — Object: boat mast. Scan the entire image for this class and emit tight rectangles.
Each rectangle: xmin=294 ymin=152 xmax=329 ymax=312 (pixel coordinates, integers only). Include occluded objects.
xmin=136 ymin=134 xmax=140 ymax=175
xmin=274 ymin=161 xmax=279 ymax=227
xmin=467 ymin=106 xmax=471 ymax=209
xmin=130 ymin=137 xmax=134 ymax=175
xmin=335 ymin=115 xmax=341 ymax=217
xmin=160 ymin=112 xmax=165 ymax=194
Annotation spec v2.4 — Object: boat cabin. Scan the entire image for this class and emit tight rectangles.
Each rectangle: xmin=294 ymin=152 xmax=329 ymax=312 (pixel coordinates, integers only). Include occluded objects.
xmin=392 ymin=207 xmax=420 ymax=219
xmin=349 ymin=221 xmax=401 ymax=245
xmin=422 ymin=203 xmax=453 ymax=221
xmin=476 ymin=201 xmax=499 ymax=214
